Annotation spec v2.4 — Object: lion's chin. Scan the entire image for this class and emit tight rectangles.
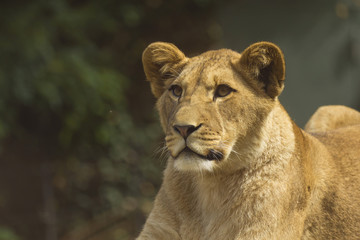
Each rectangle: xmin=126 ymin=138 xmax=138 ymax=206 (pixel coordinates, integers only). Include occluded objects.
xmin=172 ymin=148 xmax=217 ymax=172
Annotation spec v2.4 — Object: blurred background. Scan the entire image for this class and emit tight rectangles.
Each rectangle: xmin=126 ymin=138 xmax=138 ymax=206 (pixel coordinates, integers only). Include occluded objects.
xmin=0 ymin=0 xmax=359 ymax=239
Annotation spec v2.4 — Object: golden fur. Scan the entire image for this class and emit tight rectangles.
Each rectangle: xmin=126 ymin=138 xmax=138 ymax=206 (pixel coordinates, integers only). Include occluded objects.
xmin=137 ymin=41 xmax=360 ymax=239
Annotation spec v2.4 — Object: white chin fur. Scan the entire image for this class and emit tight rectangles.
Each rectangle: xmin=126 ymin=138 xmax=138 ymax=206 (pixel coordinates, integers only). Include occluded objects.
xmin=173 ymin=155 xmax=215 ymax=172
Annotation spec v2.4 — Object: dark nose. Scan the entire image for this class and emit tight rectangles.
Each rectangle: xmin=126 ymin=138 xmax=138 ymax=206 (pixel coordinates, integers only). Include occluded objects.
xmin=173 ymin=124 xmax=202 ymax=139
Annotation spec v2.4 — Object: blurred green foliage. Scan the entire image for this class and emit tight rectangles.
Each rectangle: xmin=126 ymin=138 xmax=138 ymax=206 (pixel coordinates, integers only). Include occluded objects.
xmin=0 ymin=226 xmax=20 ymax=240
xmin=0 ymin=0 xmax=220 ymax=239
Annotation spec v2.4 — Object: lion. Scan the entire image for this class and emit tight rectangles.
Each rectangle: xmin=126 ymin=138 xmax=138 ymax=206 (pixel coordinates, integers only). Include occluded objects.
xmin=136 ymin=41 xmax=360 ymax=240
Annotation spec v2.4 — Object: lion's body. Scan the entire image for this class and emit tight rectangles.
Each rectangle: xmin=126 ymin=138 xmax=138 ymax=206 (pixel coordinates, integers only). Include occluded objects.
xmin=137 ymin=42 xmax=360 ymax=239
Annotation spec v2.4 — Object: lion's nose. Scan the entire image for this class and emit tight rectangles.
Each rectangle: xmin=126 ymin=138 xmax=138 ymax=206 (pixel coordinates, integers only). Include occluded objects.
xmin=173 ymin=124 xmax=202 ymax=139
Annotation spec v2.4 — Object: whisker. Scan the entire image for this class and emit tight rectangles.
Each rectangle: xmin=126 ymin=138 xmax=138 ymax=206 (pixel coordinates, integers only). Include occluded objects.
xmin=153 ymin=141 xmax=166 ymax=154
xmin=153 ymin=141 xmax=170 ymax=165
xmin=159 ymin=151 xmax=170 ymax=166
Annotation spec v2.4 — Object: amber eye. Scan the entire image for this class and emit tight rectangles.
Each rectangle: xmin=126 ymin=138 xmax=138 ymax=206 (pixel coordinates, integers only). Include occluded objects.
xmin=169 ymin=85 xmax=183 ymax=97
xmin=215 ymin=84 xmax=235 ymax=98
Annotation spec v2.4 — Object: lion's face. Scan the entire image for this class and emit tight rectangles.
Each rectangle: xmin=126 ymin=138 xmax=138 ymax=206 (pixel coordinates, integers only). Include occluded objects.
xmin=157 ymin=52 xmax=266 ymax=172
xmin=142 ymin=42 xmax=285 ymax=172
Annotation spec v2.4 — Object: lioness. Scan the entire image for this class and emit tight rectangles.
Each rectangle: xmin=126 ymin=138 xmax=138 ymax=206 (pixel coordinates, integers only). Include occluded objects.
xmin=137 ymin=41 xmax=360 ymax=239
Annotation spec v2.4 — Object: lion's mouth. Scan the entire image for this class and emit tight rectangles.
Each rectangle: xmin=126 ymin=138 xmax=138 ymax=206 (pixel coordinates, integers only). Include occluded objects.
xmin=178 ymin=147 xmax=224 ymax=161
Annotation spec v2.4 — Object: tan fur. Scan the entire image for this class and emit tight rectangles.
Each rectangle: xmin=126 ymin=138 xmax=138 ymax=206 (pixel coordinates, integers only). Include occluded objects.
xmin=304 ymin=105 xmax=360 ymax=132
xmin=137 ymin=42 xmax=360 ymax=239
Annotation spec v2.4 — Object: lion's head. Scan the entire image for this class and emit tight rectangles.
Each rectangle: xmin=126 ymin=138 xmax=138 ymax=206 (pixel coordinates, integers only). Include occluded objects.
xmin=142 ymin=42 xmax=285 ymax=172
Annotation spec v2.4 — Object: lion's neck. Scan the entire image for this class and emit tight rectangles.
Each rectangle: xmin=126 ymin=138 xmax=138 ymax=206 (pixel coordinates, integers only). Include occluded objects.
xmin=193 ymin=102 xmax=297 ymax=193
xmin=252 ymin=103 xmax=295 ymax=168
xmin=190 ymin=103 xmax=298 ymax=238
xmin=218 ymin=102 xmax=296 ymax=174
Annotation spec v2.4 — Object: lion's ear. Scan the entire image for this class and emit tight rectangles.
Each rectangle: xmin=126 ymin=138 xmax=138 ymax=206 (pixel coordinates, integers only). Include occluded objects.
xmin=142 ymin=42 xmax=188 ymax=98
xmin=233 ymin=42 xmax=285 ymax=98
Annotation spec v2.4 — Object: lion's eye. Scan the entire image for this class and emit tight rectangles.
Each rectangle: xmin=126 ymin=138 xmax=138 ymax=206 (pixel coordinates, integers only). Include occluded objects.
xmin=215 ymin=84 xmax=235 ymax=98
xmin=169 ymin=85 xmax=183 ymax=97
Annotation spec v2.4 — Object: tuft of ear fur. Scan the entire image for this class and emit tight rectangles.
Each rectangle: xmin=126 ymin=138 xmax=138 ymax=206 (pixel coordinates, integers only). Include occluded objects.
xmin=142 ymin=42 xmax=188 ymax=98
xmin=233 ymin=42 xmax=285 ymax=98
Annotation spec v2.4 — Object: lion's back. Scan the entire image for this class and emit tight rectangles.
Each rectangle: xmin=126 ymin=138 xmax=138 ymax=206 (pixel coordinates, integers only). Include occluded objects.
xmin=305 ymin=105 xmax=360 ymax=177
xmin=304 ymin=124 xmax=360 ymax=240
xmin=304 ymin=105 xmax=360 ymax=132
